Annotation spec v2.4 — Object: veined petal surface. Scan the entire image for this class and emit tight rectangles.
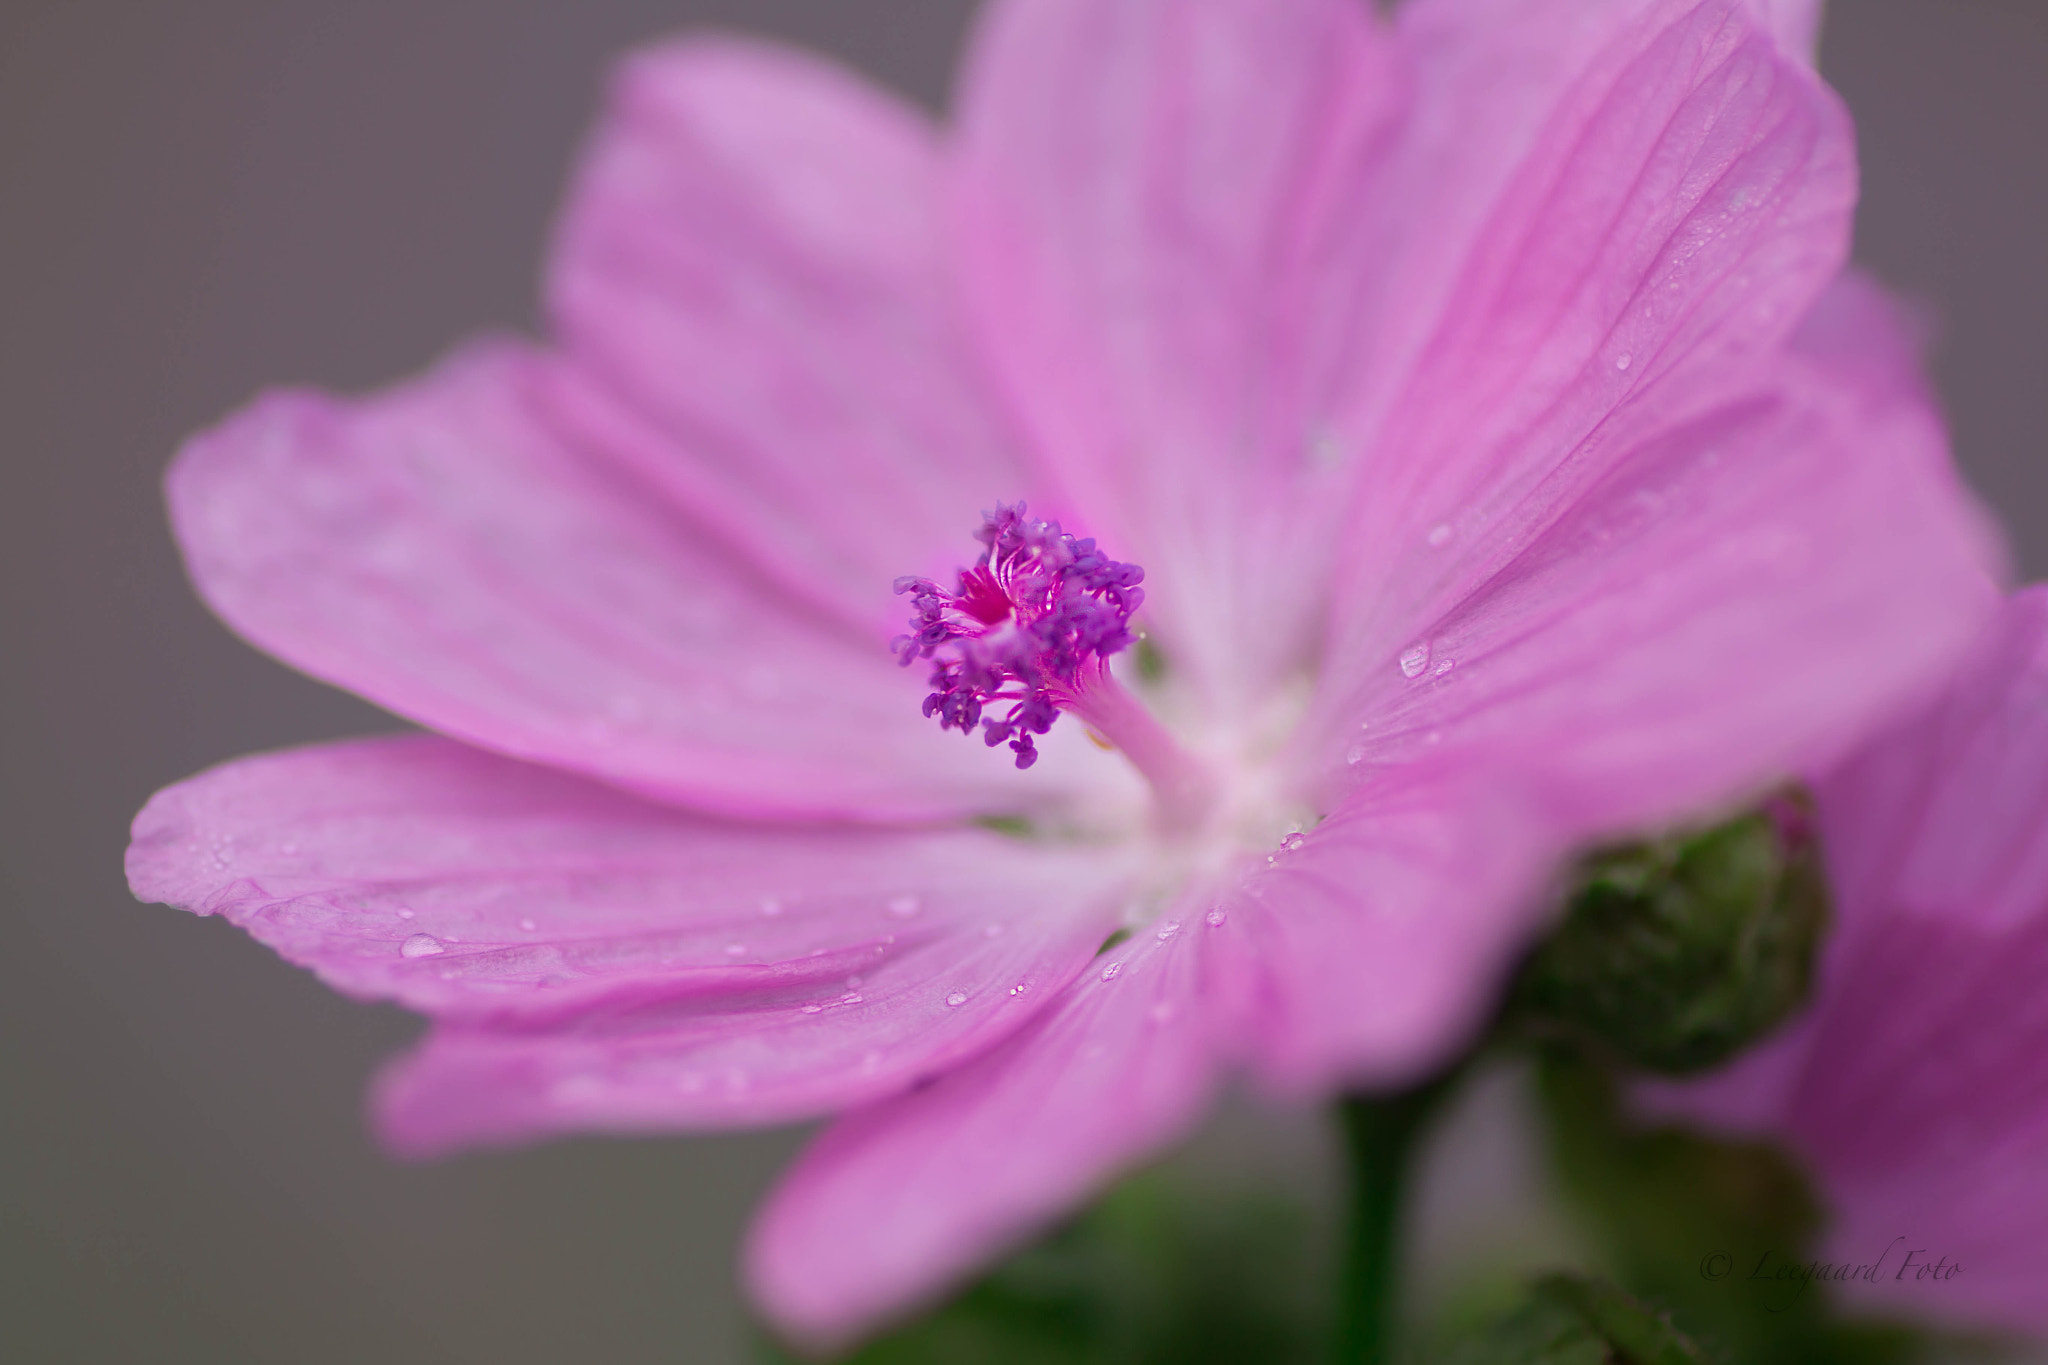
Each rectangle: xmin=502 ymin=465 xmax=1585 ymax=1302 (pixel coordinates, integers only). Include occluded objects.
xmin=747 ymin=913 xmax=1221 ymax=1353
xmin=547 ymin=38 xmax=1040 ymax=629
xmin=953 ymin=0 xmax=1404 ymax=712
xmin=128 ymin=734 xmax=1134 ymax=1142
xmin=168 ymin=342 xmax=1129 ymax=822
xmin=1212 ymin=763 xmax=1555 ymax=1097
xmin=1304 ymin=277 xmax=2000 ymax=836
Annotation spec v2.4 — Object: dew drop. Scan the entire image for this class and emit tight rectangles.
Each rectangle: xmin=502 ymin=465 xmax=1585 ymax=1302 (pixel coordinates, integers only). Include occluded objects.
xmin=886 ymin=895 xmax=922 ymax=919
xmin=1157 ymin=920 xmax=1182 ymax=940
xmin=1345 ymin=745 xmax=1366 ymax=766
xmin=1615 ymin=352 xmax=1633 ymax=371
xmin=840 ymin=991 xmax=865 ymax=1005
xmin=1279 ymin=832 xmax=1307 ymax=853
xmin=396 ymin=908 xmax=415 ymax=920
xmin=1399 ymin=642 xmax=1432 ymax=678
xmin=400 ymin=933 xmax=444 ymax=959
xmin=1101 ymin=962 xmax=1124 ymax=982
xmin=1427 ymin=522 xmax=1453 ymax=548
xmin=1205 ymin=908 xmax=1227 ymax=928
xmin=800 ymin=1003 xmax=824 ymax=1014
xmin=1433 ymin=659 xmax=1454 ymax=676
xmin=945 ymin=990 xmax=969 ymax=1008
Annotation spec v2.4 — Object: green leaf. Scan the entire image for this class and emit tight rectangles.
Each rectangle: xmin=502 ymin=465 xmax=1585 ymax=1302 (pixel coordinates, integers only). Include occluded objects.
xmin=1438 ymin=1273 xmax=1716 ymax=1365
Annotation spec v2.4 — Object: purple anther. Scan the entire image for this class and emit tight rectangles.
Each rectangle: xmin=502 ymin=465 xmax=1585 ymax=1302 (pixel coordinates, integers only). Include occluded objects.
xmin=892 ymin=503 xmax=1145 ymax=769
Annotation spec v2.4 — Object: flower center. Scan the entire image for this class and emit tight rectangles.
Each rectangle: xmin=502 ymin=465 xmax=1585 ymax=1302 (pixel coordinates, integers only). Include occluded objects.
xmin=894 ymin=504 xmax=1216 ymax=832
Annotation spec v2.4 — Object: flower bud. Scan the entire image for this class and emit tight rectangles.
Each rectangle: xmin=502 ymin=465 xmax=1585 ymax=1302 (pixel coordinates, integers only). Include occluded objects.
xmin=1511 ymin=794 xmax=1828 ymax=1074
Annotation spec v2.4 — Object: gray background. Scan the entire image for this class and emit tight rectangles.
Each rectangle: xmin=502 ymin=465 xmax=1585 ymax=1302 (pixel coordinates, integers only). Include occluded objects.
xmin=2 ymin=2 xmax=2042 ymax=1361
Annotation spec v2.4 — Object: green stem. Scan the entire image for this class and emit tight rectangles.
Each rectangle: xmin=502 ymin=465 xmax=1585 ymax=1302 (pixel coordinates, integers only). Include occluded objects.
xmin=1332 ymin=1076 xmax=1455 ymax=1365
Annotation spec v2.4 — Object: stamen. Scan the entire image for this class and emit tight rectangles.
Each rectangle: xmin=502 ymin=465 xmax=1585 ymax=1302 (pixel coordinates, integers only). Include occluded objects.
xmin=893 ymin=503 xmax=1145 ymax=770
xmin=895 ymin=505 xmax=1218 ymax=834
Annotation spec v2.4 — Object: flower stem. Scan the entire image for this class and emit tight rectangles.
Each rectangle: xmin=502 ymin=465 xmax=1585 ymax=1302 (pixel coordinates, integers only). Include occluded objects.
xmin=1332 ymin=1075 xmax=1455 ymax=1365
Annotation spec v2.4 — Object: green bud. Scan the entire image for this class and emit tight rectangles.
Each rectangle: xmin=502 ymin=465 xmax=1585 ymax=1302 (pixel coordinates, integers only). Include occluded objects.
xmin=1510 ymin=793 xmax=1828 ymax=1075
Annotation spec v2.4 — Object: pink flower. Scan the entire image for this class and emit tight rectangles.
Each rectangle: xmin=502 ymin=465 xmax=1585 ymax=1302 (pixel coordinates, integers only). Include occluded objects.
xmin=1650 ymin=587 xmax=2048 ymax=1336
xmin=128 ymin=0 xmax=1998 ymax=1347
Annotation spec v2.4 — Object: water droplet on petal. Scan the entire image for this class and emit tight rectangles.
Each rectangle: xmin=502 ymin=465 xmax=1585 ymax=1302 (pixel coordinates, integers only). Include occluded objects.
xmin=1101 ymin=962 xmax=1124 ymax=982
xmin=945 ymin=990 xmax=969 ymax=1008
xmin=840 ymin=992 xmax=864 ymax=1005
xmin=800 ymin=1003 xmax=823 ymax=1014
xmin=1427 ymin=523 xmax=1453 ymax=548
xmin=1157 ymin=920 xmax=1181 ymax=940
xmin=1433 ymin=659 xmax=1454 ymax=676
xmin=396 ymin=908 xmax=415 ymax=920
xmin=1615 ymin=352 xmax=1633 ymax=371
xmin=1399 ymin=642 xmax=1432 ymax=678
xmin=886 ymin=895 xmax=922 ymax=919
xmin=400 ymin=933 xmax=444 ymax=958
xmin=1205 ymin=908 xmax=1227 ymax=928
xmin=1345 ymin=745 xmax=1366 ymax=766
xmin=1279 ymin=832 xmax=1307 ymax=853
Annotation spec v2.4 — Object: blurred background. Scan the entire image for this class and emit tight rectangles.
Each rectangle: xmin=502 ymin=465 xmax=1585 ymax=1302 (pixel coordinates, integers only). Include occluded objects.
xmin=3 ymin=2 xmax=2043 ymax=1360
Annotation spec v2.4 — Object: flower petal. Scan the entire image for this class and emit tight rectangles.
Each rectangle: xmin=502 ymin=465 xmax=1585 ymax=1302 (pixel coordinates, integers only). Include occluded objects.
xmin=952 ymin=0 xmax=1404 ymax=711
xmin=127 ymin=733 xmax=1134 ymax=1143
xmin=547 ymin=37 xmax=1037 ymax=629
xmin=1213 ymin=763 xmax=1557 ymax=1097
xmin=745 ymin=915 xmax=1220 ymax=1352
xmin=168 ymin=341 xmax=1132 ymax=822
xmin=1305 ymin=279 xmax=2001 ymax=836
xmin=1650 ymin=591 xmax=2048 ymax=1334
xmin=1746 ymin=0 xmax=1823 ymax=62
xmin=955 ymin=0 xmax=1845 ymax=720
xmin=1319 ymin=0 xmax=1861 ymax=707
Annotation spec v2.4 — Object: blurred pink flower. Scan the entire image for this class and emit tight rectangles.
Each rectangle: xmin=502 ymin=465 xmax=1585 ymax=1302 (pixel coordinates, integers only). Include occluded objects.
xmin=1652 ymin=587 xmax=2048 ymax=1336
xmin=128 ymin=0 xmax=1997 ymax=1346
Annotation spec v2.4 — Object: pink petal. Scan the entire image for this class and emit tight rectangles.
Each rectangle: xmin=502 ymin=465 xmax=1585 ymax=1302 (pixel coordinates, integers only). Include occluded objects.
xmin=1745 ymin=0 xmax=1824 ymax=61
xmin=1212 ymin=763 xmax=1557 ymax=1097
xmin=746 ymin=914 xmax=1220 ymax=1352
xmin=169 ymin=341 xmax=1130 ymax=823
xmin=1650 ymin=591 xmax=2048 ymax=1334
xmin=952 ymin=0 xmax=1405 ymax=711
xmin=546 ymin=37 xmax=1039 ymax=629
xmin=1320 ymin=0 xmax=1861 ymax=708
xmin=955 ymin=1 xmax=1846 ymax=720
xmin=128 ymin=733 xmax=1134 ymax=1145
xmin=1302 ymin=278 xmax=2001 ymax=836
